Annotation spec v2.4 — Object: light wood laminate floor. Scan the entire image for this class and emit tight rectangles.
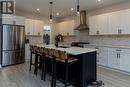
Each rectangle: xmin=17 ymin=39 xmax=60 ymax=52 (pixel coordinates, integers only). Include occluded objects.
xmin=0 ymin=63 xmax=130 ymax=87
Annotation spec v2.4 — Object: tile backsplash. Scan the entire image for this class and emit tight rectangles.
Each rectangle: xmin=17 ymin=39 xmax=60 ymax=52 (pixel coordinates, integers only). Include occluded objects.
xmin=78 ymin=31 xmax=130 ymax=46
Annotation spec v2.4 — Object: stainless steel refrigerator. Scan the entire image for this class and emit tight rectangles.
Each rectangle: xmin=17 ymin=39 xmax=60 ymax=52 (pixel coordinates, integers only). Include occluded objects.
xmin=2 ymin=24 xmax=25 ymax=66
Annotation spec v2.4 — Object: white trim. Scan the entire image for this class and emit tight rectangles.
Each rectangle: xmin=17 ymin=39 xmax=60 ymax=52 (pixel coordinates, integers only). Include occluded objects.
xmin=98 ymin=65 xmax=130 ymax=76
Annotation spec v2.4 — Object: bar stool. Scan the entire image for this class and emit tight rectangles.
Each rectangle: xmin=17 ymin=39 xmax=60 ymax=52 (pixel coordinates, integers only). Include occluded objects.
xmin=52 ymin=50 xmax=78 ymax=87
xmin=41 ymin=48 xmax=55 ymax=81
xmin=29 ymin=45 xmax=37 ymax=71
xmin=34 ymin=46 xmax=43 ymax=75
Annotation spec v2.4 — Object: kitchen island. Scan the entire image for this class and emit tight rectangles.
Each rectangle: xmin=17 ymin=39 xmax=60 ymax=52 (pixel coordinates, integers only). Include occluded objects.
xmin=32 ymin=44 xmax=97 ymax=87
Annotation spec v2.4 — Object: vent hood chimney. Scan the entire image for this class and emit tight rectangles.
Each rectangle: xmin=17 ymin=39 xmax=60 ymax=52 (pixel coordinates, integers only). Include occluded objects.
xmin=74 ymin=10 xmax=89 ymax=30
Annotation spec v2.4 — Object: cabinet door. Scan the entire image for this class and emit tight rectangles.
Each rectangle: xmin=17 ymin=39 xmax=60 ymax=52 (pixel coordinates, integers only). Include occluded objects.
xmin=120 ymin=9 xmax=130 ymax=34
xmin=34 ymin=20 xmax=44 ymax=35
xmin=108 ymin=48 xmax=120 ymax=69
xmin=25 ymin=19 xmax=34 ymax=35
xmin=15 ymin=16 xmax=25 ymax=25
xmin=120 ymin=52 xmax=130 ymax=72
xmin=89 ymin=16 xmax=98 ymax=35
xmin=2 ymin=14 xmax=14 ymax=24
xmin=97 ymin=47 xmax=108 ymax=66
xmin=108 ymin=11 xmax=121 ymax=34
xmin=97 ymin=14 xmax=109 ymax=35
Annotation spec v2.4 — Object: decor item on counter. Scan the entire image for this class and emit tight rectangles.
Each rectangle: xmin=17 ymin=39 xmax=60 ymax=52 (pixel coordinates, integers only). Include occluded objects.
xmin=55 ymin=33 xmax=63 ymax=47
xmin=49 ymin=1 xmax=53 ymax=23
xmin=25 ymin=39 xmax=29 ymax=44
xmin=43 ymin=34 xmax=50 ymax=45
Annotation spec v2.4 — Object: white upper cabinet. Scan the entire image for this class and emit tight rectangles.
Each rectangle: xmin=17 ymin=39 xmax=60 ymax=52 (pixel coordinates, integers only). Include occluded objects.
xmin=98 ymin=14 xmax=109 ymax=35
xmin=120 ymin=9 xmax=130 ymax=34
xmin=25 ymin=19 xmax=34 ymax=35
xmin=33 ymin=20 xmax=44 ymax=36
xmin=25 ymin=19 xmax=44 ymax=36
xmin=56 ymin=20 xmax=74 ymax=35
xmin=89 ymin=9 xmax=130 ymax=35
xmin=108 ymin=11 xmax=121 ymax=34
xmin=2 ymin=14 xmax=25 ymax=25
xmin=89 ymin=14 xmax=109 ymax=35
xmin=89 ymin=16 xmax=98 ymax=35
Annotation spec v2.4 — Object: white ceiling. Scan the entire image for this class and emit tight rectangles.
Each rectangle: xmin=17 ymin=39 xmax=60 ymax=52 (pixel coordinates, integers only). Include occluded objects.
xmin=15 ymin=0 xmax=128 ymax=18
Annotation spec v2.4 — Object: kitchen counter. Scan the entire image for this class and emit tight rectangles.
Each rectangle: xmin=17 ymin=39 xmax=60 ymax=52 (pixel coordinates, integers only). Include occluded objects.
xmin=33 ymin=44 xmax=97 ymax=55
xmin=85 ymin=44 xmax=130 ymax=49
xmin=31 ymin=44 xmax=97 ymax=87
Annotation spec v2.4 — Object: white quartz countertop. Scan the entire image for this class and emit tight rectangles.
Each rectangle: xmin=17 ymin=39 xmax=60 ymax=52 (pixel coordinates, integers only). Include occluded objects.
xmin=32 ymin=44 xmax=97 ymax=55
xmin=85 ymin=44 xmax=130 ymax=49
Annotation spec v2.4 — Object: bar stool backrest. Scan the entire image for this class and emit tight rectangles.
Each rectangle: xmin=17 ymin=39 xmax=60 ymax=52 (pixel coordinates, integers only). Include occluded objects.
xmin=44 ymin=48 xmax=49 ymax=55
xmin=48 ymin=49 xmax=54 ymax=57
xmin=35 ymin=46 xmax=40 ymax=54
xmin=59 ymin=51 xmax=68 ymax=60
xmin=40 ymin=47 xmax=45 ymax=55
xmin=53 ymin=50 xmax=60 ymax=58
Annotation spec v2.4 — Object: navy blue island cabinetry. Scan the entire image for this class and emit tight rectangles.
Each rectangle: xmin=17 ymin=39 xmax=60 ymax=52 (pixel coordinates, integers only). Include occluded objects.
xmin=74 ymin=51 xmax=97 ymax=87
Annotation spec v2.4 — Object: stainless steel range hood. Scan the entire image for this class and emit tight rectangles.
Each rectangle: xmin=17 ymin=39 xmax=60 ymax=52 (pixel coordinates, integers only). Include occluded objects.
xmin=74 ymin=10 xmax=89 ymax=30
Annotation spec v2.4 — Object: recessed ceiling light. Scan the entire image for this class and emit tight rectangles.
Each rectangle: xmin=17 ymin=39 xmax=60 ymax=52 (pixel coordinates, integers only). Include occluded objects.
xmin=98 ymin=0 xmax=101 ymax=2
xmin=56 ymin=13 xmax=59 ymax=15
xmin=71 ymin=8 xmax=74 ymax=11
xmin=36 ymin=8 xmax=40 ymax=11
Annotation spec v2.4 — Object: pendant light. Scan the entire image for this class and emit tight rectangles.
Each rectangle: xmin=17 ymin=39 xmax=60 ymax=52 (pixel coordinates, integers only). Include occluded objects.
xmin=49 ymin=1 xmax=53 ymax=23
xmin=77 ymin=0 xmax=80 ymax=16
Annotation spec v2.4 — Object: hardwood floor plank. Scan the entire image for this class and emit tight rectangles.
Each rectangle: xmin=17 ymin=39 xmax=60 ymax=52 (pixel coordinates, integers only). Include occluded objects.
xmin=0 ymin=63 xmax=130 ymax=87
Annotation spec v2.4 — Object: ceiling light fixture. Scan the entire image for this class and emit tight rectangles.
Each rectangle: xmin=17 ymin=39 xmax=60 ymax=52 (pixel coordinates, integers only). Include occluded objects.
xmin=71 ymin=8 xmax=74 ymax=11
xmin=36 ymin=8 xmax=40 ymax=11
xmin=56 ymin=13 xmax=59 ymax=16
xmin=49 ymin=1 xmax=53 ymax=23
xmin=77 ymin=0 xmax=80 ymax=16
xmin=98 ymin=0 xmax=101 ymax=2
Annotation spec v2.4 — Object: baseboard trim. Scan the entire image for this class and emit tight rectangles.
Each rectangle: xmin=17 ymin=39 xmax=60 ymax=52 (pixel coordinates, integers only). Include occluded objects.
xmin=98 ymin=65 xmax=130 ymax=76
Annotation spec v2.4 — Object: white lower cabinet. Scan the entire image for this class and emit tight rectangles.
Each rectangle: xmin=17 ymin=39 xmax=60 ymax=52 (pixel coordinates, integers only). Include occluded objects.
xmin=108 ymin=48 xmax=120 ymax=69
xmin=97 ymin=47 xmax=108 ymax=66
xmin=108 ymin=48 xmax=130 ymax=72
xmin=120 ymin=50 xmax=130 ymax=72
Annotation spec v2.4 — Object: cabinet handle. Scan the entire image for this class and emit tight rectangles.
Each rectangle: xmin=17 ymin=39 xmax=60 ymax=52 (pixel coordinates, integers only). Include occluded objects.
xmin=117 ymin=53 xmax=118 ymax=58
xmin=96 ymin=30 xmax=99 ymax=35
xmin=120 ymin=29 xmax=122 ymax=34
xmin=119 ymin=53 xmax=120 ymax=58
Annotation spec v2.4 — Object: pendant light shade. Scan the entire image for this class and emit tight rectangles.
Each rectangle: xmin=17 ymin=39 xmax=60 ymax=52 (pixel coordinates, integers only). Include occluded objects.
xmin=49 ymin=1 xmax=53 ymax=23
xmin=77 ymin=0 xmax=80 ymax=16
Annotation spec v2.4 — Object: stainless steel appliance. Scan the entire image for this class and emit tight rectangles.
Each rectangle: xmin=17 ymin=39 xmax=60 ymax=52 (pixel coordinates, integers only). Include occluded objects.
xmin=2 ymin=24 xmax=25 ymax=66
xmin=74 ymin=10 xmax=89 ymax=30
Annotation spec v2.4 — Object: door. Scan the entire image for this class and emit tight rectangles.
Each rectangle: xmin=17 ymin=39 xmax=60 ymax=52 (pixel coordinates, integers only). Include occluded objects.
xmin=97 ymin=14 xmax=109 ymax=35
xmin=25 ymin=19 xmax=34 ymax=35
xmin=108 ymin=11 xmax=121 ymax=34
xmin=34 ymin=20 xmax=44 ymax=35
xmin=2 ymin=51 xmax=13 ymax=66
xmin=89 ymin=16 xmax=98 ymax=35
xmin=2 ymin=25 xmax=15 ymax=50
xmin=120 ymin=9 xmax=130 ymax=34
xmin=120 ymin=52 xmax=130 ymax=72
xmin=14 ymin=26 xmax=25 ymax=50
xmin=108 ymin=48 xmax=120 ymax=69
